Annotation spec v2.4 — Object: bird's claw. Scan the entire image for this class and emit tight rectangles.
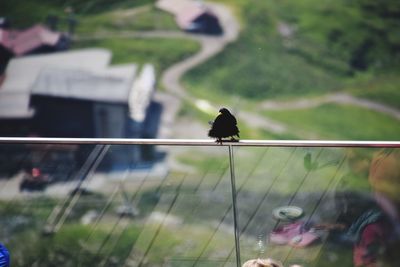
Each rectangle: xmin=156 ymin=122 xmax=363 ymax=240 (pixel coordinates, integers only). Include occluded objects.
xmin=214 ymin=138 xmax=239 ymax=144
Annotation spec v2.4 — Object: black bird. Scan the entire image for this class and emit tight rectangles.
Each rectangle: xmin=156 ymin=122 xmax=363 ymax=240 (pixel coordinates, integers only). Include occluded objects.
xmin=208 ymin=108 xmax=240 ymax=143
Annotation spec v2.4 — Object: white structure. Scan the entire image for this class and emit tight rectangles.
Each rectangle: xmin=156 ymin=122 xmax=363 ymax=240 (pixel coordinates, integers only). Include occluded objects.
xmin=31 ymin=65 xmax=138 ymax=103
xmin=129 ymin=64 xmax=156 ymax=123
xmin=0 ymin=49 xmax=111 ymax=118
xmin=156 ymin=0 xmax=222 ymax=34
xmin=0 ymin=48 xmax=156 ymax=123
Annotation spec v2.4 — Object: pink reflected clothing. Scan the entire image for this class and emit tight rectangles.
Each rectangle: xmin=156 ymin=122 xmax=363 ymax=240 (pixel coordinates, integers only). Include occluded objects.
xmin=353 ymin=221 xmax=389 ymax=267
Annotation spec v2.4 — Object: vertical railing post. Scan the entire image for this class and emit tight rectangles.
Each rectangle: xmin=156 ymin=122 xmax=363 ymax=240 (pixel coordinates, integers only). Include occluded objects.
xmin=228 ymin=145 xmax=241 ymax=266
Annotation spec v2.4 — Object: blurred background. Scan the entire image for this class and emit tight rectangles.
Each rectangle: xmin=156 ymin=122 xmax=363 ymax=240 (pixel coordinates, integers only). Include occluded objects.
xmin=0 ymin=0 xmax=399 ymax=266
xmin=1 ymin=0 xmax=399 ymax=141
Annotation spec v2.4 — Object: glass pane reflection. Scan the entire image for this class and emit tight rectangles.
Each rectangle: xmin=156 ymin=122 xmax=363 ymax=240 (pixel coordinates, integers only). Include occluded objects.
xmin=0 ymin=143 xmax=236 ymax=266
xmin=0 ymin=143 xmax=399 ymax=267
xmin=234 ymin=147 xmax=400 ymax=267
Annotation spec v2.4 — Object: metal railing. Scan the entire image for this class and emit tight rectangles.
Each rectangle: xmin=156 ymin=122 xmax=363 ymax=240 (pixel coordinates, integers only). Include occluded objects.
xmin=1 ymin=137 xmax=399 ymax=147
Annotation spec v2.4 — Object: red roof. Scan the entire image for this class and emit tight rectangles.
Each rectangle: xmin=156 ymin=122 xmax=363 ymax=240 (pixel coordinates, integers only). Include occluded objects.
xmin=157 ymin=0 xmax=218 ymax=30
xmin=0 ymin=24 xmax=61 ymax=55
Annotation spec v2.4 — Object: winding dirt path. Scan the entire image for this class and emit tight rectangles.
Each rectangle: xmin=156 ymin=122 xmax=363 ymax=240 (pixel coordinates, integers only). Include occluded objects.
xmin=156 ymin=1 xmax=290 ymax=136
xmin=160 ymin=2 xmax=239 ymax=99
xmin=260 ymin=93 xmax=400 ymax=120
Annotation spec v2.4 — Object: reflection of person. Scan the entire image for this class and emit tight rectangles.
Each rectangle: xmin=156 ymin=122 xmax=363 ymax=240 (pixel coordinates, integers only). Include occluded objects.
xmin=368 ymin=149 xmax=400 ymax=234
xmin=317 ymin=149 xmax=400 ymax=267
xmin=242 ymin=258 xmax=303 ymax=267
xmin=315 ymin=191 xmax=377 ymax=240
xmin=242 ymin=258 xmax=284 ymax=267
xmin=365 ymin=149 xmax=400 ymax=266
xmin=0 ymin=243 xmax=10 ymax=267
xmin=348 ymin=207 xmax=389 ymax=267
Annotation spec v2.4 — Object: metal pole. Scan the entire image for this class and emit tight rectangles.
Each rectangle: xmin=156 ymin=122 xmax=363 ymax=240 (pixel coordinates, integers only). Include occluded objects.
xmin=228 ymin=145 xmax=241 ymax=266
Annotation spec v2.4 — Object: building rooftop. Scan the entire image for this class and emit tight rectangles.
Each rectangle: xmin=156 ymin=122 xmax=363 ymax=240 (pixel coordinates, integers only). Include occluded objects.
xmin=156 ymin=0 xmax=216 ymax=30
xmin=0 ymin=49 xmax=112 ymax=118
xmin=0 ymin=49 xmax=155 ymax=119
xmin=1 ymin=48 xmax=111 ymax=93
xmin=31 ymin=64 xmax=137 ymax=103
xmin=0 ymin=24 xmax=62 ymax=55
xmin=156 ymin=0 xmax=204 ymax=16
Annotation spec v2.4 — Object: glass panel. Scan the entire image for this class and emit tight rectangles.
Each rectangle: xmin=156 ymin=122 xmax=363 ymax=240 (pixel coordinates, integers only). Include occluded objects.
xmin=235 ymin=146 xmax=400 ymax=267
xmin=0 ymin=143 xmax=236 ymax=266
xmin=1 ymin=142 xmax=399 ymax=267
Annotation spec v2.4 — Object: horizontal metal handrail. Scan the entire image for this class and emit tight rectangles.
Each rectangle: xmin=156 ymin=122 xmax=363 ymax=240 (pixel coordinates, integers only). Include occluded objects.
xmin=0 ymin=137 xmax=399 ymax=147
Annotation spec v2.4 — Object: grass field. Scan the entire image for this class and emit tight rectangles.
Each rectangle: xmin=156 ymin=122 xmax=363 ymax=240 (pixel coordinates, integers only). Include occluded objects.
xmin=183 ymin=0 xmax=355 ymax=102
xmin=180 ymin=0 xmax=400 ymax=143
xmin=345 ymin=71 xmax=400 ymax=110
xmin=76 ymin=6 xmax=178 ymax=34
xmin=263 ymin=103 xmax=400 ymax=140
xmin=1 ymin=0 xmax=155 ymax=27
xmin=72 ymin=37 xmax=200 ymax=76
xmin=183 ymin=0 xmax=399 ymax=101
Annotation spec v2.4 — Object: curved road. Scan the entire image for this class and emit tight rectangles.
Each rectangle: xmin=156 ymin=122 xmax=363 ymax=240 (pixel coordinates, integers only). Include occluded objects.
xmin=155 ymin=1 xmax=289 ymax=137
xmin=160 ymin=2 xmax=240 ymax=99
xmin=260 ymin=93 xmax=400 ymax=120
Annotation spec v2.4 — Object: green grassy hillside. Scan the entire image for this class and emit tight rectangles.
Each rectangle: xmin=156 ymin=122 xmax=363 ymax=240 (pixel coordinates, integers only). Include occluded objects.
xmin=0 ymin=0 xmax=155 ymax=27
xmin=3 ymin=0 xmax=400 ymax=142
xmin=183 ymin=0 xmax=400 ymax=101
xmin=264 ymin=103 xmax=400 ymax=140
xmin=346 ymin=71 xmax=400 ymax=109
xmin=73 ymin=38 xmax=200 ymax=76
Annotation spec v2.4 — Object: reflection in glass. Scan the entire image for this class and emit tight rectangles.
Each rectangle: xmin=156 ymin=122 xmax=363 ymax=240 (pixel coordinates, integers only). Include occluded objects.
xmin=0 ymin=143 xmax=399 ymax=266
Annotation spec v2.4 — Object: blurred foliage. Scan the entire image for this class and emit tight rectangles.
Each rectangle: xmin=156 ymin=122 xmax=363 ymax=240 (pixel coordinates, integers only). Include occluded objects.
xmin=72 ymin=38 xmax=200 ymax=77
xmin=0 ymin=0 xmax=155 ymax=27
xmin=263 ymin=103 xmax=400 ymax=140
xmin=288 ymin=0 xmax=400 ymax=71
xmin=0 ymin=197 xmax=141 ymax=267
xmin=7 ymin=223 xmax=141 ymax=266
xmin=76 ymin=6 xmax=178 ymax=34
xmin=347 ymin=70 xmax=400 ymax=109
xmin=178 ymin=100 xmax=293 ymax=140
xmin=184 ymin=0 xmax=400 ymax=100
